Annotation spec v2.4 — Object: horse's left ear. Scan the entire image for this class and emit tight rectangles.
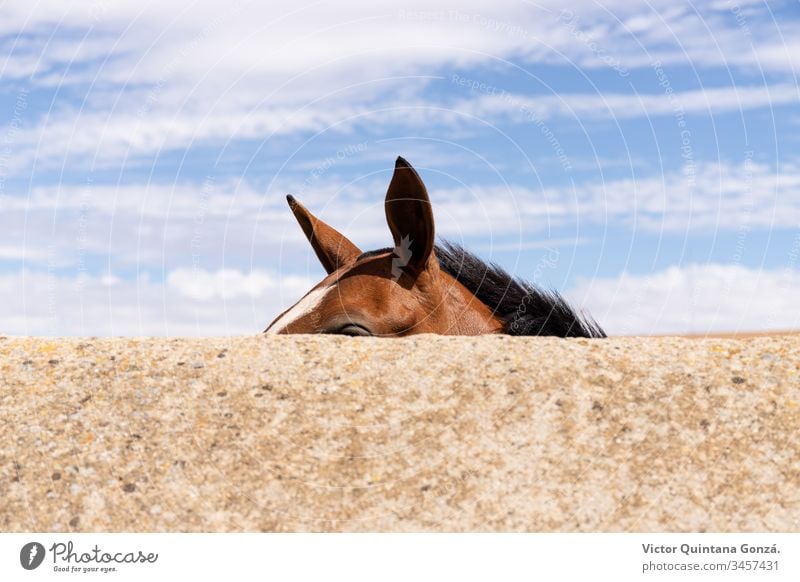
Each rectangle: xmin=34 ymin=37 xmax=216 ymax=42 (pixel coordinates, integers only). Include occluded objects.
xmin=286 ymin=195 xmax=361 ymax=274
xmin=385 ymin=156 xmax=435 ymax=273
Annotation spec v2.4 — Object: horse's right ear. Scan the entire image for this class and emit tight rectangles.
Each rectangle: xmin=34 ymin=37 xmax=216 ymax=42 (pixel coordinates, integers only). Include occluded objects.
xmin=385 ymin=156 xmax=435 ymax=274
xmin=286 ymin=195 xmax=361 ymax=274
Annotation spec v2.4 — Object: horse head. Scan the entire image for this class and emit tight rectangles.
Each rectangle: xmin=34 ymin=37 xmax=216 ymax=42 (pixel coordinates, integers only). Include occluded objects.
xmin=264 ymin=157 xmax=504 ymax=336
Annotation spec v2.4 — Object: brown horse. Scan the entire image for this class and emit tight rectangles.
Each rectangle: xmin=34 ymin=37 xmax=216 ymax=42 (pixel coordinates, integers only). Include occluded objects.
xmin=265 ymin=157 xmax=605 ymax=338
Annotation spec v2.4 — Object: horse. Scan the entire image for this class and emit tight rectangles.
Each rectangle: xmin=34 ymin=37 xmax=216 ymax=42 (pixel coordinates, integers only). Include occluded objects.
xmin=264 ymin=157 xmax=605 ymax=338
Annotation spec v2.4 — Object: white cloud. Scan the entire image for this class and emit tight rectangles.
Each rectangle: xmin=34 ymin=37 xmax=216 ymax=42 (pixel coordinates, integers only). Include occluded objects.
xmin=0 ymin=244 xmax=49 ymax=260
xmin=0 ymin=267 xmax=313 ymax=336
xmin=570 ymin=263 xmax=800 ymax=336
xmin=168 ymin=267 xmax=282 ymax=301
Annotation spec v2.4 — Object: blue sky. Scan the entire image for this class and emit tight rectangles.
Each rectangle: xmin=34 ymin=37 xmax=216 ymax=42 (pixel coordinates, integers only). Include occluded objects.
xmin=1 ymin=0 xmax=799 ymax=335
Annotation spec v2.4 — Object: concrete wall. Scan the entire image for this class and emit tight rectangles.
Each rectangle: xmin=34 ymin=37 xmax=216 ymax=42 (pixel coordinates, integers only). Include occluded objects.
xmin=1 ymin=335 xmax=798 ymax=532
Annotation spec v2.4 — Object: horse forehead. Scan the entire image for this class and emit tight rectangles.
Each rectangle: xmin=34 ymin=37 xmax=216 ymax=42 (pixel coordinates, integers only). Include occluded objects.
xmin=265 ymin=285 xmax=330 ymax=334
xmin=335 ymin=253 xmax=393 ymax=283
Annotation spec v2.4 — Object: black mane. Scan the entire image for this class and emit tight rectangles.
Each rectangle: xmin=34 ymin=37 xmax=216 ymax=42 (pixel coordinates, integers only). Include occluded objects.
xmin=435 ymin=241 xmax=606 ymax=338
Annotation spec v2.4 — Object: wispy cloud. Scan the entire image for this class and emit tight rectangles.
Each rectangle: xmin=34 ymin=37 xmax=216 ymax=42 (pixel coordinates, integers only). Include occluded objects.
xmin=454 ymin=84 xmax=800 ymax=122
xmin=4 ymin=157 xmax=799 ymax=271
xmin=2 ymin=0 xmax=797 ymax=173
xmin=437 ymin=158 xmax=800 ymax=233
xmin=3 ymin=0 xmax=797 ymax=86
xmin=8 ymin=82 xmax=795 ymax=175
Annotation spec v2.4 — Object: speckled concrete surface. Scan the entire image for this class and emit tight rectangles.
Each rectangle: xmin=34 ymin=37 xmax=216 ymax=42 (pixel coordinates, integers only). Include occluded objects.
xmin=1 ymin=335 xmax=798 ymax=532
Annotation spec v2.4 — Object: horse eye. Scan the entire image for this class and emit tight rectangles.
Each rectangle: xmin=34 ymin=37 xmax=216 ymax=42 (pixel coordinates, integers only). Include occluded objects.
xmin=331 ymin=324 xmax=372 ymax=337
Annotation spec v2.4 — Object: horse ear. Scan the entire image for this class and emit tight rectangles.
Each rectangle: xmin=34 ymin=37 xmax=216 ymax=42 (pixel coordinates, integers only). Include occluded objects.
xmin=385 ymin=156 xmax=435 ymax=273
xmin=286 ymin=195 xmax=361 ymax=274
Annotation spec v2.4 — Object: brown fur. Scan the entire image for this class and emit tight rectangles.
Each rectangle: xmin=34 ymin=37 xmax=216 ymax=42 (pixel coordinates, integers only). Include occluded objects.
xmin=265 ymin=157 xmax=503 ymax=336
